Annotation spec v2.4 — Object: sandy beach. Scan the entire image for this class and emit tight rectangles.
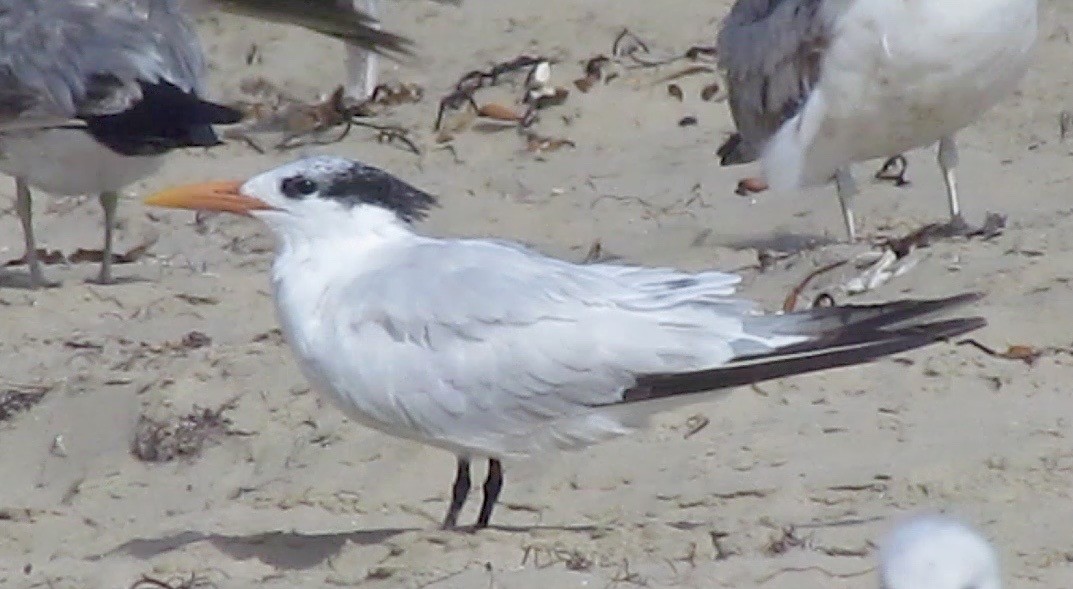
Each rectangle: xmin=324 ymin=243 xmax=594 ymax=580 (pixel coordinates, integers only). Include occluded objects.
xmin=2 ymin=1 xmax=1072 ymax=587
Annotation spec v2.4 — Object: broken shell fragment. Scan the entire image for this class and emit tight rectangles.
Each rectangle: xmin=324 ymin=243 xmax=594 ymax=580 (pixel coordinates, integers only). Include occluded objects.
xmin=735 ymin=176 xmax=769 ymax=195
xmin=528 ymin=86 xmax=569 ymax=109
xmin=527 ymin=61 xmax=552 ymax=89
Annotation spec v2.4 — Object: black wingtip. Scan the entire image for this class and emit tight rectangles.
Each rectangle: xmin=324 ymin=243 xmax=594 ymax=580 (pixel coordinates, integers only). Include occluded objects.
xmin=215 ymin=0 xmax=417 ymax=57
xmin=81 ymin=82 xmax=245 ymax=156
xmin=748 ymin=292 xmax=989 ymax=342
xmin=618 ymin=315 xmax=985 ymax=404
xmin=196 ymin=99 xmax=245 ymax=126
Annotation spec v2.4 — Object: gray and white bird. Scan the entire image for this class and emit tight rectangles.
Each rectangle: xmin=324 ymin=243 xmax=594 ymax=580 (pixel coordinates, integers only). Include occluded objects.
xmin=213 ymin=0 xmax=459 ymax=99
xmin=879 ymin=514 xmax=1001 ymax=589
xmin=716 ymin=0 xmax=1038 ymax=241
xmin=145 ymin=155 xmax=985 ymax=530
xmin=0 ymin=0 xmax=243 ymax=287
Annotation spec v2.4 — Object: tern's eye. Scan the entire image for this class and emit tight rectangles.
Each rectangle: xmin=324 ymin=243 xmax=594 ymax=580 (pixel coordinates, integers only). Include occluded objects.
xmin=280 ymin=175 xmax=318 ymax=199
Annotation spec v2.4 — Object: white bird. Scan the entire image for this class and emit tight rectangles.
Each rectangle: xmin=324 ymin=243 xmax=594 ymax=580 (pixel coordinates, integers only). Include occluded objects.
xmin=879 ymin=514 xmax=1001 ymax=589
xmin=144 ymin=155 xmax=985 ymax=530
xmin=212 ymin=0 xmax=460 ymax=100
xmin=0 ymin=0 xmax=243 ymax=287
xmin=716 ymin=0 xmax=1038 ymax=241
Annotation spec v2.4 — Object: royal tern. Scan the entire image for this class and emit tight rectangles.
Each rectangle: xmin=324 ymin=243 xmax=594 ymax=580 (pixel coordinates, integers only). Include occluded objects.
xmin=879 ymin=514 xmax=1001 ymax=589
xmin=716 ymin=0 xmax=1038 ymax=241
xmin=0 ymin=0 xmax=243 ymax=287
xmin=213 ymin=0 xmax=459 ymax=99
xmin=145 ymin=155 xmax=985 ymax=529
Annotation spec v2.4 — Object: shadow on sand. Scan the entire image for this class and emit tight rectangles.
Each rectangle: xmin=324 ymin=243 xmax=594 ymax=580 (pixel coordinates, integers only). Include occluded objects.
xmin=98 ymin=523 xmax=602 ymax=569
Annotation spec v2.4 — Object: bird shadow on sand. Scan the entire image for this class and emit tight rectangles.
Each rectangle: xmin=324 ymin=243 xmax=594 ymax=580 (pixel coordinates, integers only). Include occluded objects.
xmin=97 ymin=523 xmax=601 ymax=570
xmin=99 ymin=528 xmax=417 ymax=570
xmin=722 ymin=231 xmax=840 ymax=254
xmin=0 ymin=269 xmax=55 ymax=289
xmin=0 ymin=269 xmax=152 ymax=289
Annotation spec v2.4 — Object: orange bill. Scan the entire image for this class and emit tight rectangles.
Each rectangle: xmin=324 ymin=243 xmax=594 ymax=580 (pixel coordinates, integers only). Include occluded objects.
xmin=143 ymin=180 xmax=273 ymax=215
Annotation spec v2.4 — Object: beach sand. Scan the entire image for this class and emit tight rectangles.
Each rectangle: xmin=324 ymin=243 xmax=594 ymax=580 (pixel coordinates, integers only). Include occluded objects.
xmin=1 ymin=1 xmax=1071 ymax=587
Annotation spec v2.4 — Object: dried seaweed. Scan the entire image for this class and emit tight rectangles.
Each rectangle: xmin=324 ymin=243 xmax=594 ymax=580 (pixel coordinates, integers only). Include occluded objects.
xmin=3 ymin=233 xmax=158 ymax=268
xmin=0 ymin=384 xmax=49 ymax=422
xmin=131 ymin=397 xmax=239 ymax=462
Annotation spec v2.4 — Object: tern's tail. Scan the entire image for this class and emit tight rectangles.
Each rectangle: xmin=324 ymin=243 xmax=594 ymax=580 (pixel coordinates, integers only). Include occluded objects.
xmin=617 ymin=293 xmax=985 ymax=404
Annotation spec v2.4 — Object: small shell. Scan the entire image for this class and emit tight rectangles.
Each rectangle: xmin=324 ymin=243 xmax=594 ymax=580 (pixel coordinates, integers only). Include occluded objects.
xmin=735 ymin=177 xmax=768 ymax=195
xmin=477 ymin=103 xmax=524 ymax=122
xmin=528 ymin=61 xmax=552 ymax=89
xmin=530 ymin=86 xmax=569 ymax=109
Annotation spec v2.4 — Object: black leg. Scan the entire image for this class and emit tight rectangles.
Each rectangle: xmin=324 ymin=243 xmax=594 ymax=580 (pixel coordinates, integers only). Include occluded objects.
xmin=441 ymin=457 xmax=471 ymax=530
xmin=475 ymin=458 xmax=503 ymax=529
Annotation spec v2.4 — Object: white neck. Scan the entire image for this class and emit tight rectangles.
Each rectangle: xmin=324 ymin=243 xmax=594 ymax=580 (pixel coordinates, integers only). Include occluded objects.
xmin=258 ymin=204 xmax=417 ymax=320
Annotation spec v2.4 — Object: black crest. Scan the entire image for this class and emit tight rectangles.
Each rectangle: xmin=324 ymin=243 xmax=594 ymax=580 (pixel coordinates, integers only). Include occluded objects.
xmin=320 ymin=162 xmax=438 ymax=223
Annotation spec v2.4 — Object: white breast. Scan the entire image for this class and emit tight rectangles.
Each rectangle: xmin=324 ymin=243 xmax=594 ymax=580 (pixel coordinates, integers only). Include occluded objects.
xmin=795 ymin=0 xmax=1037 ymax=185
xmin=0 ymin=128 xmax=163 ymax=195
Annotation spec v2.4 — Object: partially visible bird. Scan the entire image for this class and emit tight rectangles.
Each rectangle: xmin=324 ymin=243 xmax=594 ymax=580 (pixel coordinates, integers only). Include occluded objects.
xmin=0 ymin=0 xmax=243 ymax=287
xmin=212 ymin=0 xmax=460 ymax=99
xmin=716 ymin=0 xmax=1038 ymax=241
xmin=143 ymin=155 xmax=985 ymax=530
xmin=879 ymin=514 xmax=1001 ymax=589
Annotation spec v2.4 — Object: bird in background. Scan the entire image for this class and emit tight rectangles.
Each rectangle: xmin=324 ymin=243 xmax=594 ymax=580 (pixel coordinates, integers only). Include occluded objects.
xmin=716 ymin=0 xmax=1038 ymax=241
xmin=211 ymin=0 xmax=461 ymax=100
xmin=0 ymin=0 xmax=243 ymax=287
xmin=144 ymin=155 xmax=984 ymax=530
xmin=879 ymin=513 xmax=1001 ymax=589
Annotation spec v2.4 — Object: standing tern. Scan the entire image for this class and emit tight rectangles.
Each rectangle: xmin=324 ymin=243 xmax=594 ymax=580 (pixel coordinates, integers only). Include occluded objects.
xmin=145 ymin=155 xmax=985 ymax=530
xmin=0 ymin=0 xmax=243 ymax=287
xmin=213 ymin=0 xmax=460 ymax=99
xmin=879 ymin=514 xmax=1001 ymax=589
xmin=716 ymin=0 xmax=1038 ymax=241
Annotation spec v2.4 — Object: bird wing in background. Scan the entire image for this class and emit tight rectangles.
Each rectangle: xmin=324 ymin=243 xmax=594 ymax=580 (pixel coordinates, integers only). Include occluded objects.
xmin=0 ymin=0 xmax=209 ymax=130
xmin=715 ymin=0 xmax=836 ymax=165
xmin=210 ymin=0 xmax=460 ymax=56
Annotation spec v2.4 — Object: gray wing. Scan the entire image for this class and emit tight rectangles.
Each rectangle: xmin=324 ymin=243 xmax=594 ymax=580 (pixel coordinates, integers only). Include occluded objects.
xmin=211 ymin=0 xmax=460 ymax=56
xmin=327 ymin=239 xmax=773 ymax=456
xmin=0 ymin=0 xmax=206 ymax=126
xmin=715 ymin=0 xmax=833 ymax=165
xmin=327 ymin=239 xmax=983 ymax=458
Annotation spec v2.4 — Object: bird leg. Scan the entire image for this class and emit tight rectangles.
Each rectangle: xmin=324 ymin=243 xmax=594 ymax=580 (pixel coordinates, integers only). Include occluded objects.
xmin=834 ymin=166 xmax=859 ymax=241
xmin=937 ymin=135 xmax=969 ymax=234
xmin=441 ymin=456 xmax=471 ymax=530
xmin=441 ymin=457 xmax=504 ymax=531
xmin=14 ymin=177 xmax=52 ymax=288
xmin=344 ymin=0 xmax=381 ymax=100
xmin=475 ymin=458 xmax=503 ymax=530
xmin=96 ymin=190 xmax=119 ymax=284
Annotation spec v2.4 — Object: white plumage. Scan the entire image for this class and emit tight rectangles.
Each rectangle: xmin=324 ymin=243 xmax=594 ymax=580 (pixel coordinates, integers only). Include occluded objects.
xmin=144 ymin=155 xmax=984 ymax=530
xmin=717 ymin=0 xmax=1038 ymax=240
xmin=880 ymin=514 xmax=1001 ymax=589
